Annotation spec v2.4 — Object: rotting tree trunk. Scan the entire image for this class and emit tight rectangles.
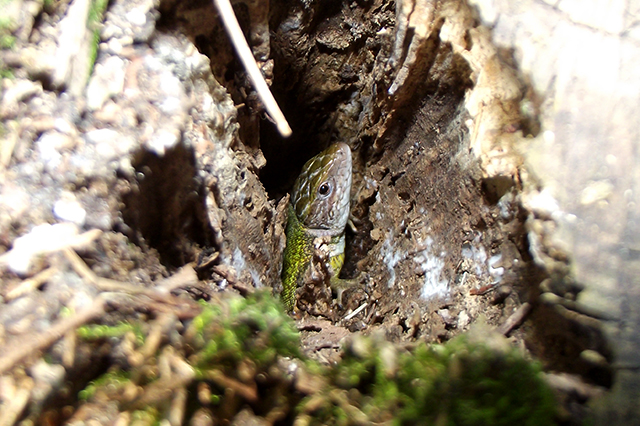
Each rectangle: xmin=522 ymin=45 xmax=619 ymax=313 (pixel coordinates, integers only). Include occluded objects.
xmin=468 ymin=1 xmax=640 ymax=422
xmin=260 ymin=0 xmax=640 ymax=421
xmin=0 ymin=0 xmax=639 ymax=422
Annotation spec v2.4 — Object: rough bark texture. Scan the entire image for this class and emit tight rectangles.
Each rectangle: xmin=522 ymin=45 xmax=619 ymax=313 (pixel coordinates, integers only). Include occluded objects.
xmin=0 ymin=0 xmax=636 ymax=423
xmin=469 ymin=1 xmax=640 ymax=422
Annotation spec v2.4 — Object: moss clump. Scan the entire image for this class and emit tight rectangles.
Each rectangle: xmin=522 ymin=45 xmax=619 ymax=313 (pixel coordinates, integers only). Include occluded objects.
xmin=78 ymin=369 xmax=130 ymax=401
xmin=77 ymin=321 xmax=145 ymax=343
xmin=304 ymin=327 xmax=556 ymax=425
xmin=87 ymin=0 xmax=109 ymax=76
xmin=0 ymin=33 xmax=15 ymax=49
xmin=0 ymin=11 xmax=15 ymax=78
xmin=75 ymin=291 xmax=301 ymax=422
xmin=400 ymin=335 xmax=555 ymax=426
xmin=189 ymin=292 xmax=301 ymax=372
xmin=73 ymin=293 xmax=555 ymax=425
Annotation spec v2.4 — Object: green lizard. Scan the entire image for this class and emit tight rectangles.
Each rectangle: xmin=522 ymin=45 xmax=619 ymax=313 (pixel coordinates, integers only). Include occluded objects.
xmin=281 ymin=143 xmax=353 ymax=311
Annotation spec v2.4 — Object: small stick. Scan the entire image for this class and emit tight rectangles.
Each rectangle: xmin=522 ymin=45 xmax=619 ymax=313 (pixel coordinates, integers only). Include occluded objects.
xmin=140 ymin=313 xmax=176 ymax=360
xmin=542 ymin=372 xmax=605 ymax=400
xmin=0 ymin=297 xmax=106 ymax=375
xmin=0 ymin=377 xmax=33 ymax=426
xmin=5 ymin=267 xmax=57 ymax=301
xmin=469 ymin=282 xmax=497 ymax=296
xmin=364 ymin=301 xmax=377 ymax=324
xmin=62 ymin=328 xmax=77 ymax=367
xmin=169 ymin=387 xmax=188 ymax=426
xmin=212 ymin=0 xmax=292 ymax=137
xmin=205 ymin=369 xmax=258 ymax=402
xmin=63 ymin=248 xmax=198 ymax=309
xmin=343 ymin=302 xmax=367 ymax=321
xmin=497 ymin=302 xmax=531 ymax=335
xmin=155 ymin=265 xmax=199 ymax=292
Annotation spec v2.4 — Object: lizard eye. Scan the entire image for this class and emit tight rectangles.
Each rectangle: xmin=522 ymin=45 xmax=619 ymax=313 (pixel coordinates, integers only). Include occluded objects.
xmin=318 ymin=182 xmax=332 ymax=197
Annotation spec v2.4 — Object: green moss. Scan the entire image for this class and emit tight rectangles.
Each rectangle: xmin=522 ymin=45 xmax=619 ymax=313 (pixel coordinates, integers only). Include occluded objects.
xmin=72 ymin=292 xmax=555 ymax=425
xmin=77 ymin=291 xmax=301 ymax=418
xmin=0 ymin=68 xmax=13 ymax=79
xmin=0 ymin=4 xmax=16 ymax=78
xmin=130 ymin=407 xmax=161 ymax=425
xmin=0 ymin=6 xmax=16 ymax=45
xmin=397 ymin=334 xmax=555 ymax=426
xmin=306 ymin=330 xmax=556 ymax=425
xmin=87 ymin=0 xmax=109 ymax=77
xmin=79 ymin=369 xmax=130 ymax=401
xmin=190 ymin=290 xmax=301 ymax=370
xmin=0 ymin=34 xmax=15 ymax=49
xmin=0 ymin=14 xmax=13 ymax=31
xmin=77 ymin=321 xmax=145 ymax=344
xmin=42 ymin=0 xmax=55 ymax=11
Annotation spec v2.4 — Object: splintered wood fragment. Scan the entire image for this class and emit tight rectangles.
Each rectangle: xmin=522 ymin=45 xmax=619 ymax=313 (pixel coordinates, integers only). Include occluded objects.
xmin=212 ymin=0 xmax=292 ymax=137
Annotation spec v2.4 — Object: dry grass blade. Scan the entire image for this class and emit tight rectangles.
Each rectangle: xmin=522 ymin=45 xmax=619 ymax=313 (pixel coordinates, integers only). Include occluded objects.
xmin=212 ymin=0 xmax=292 ymax=137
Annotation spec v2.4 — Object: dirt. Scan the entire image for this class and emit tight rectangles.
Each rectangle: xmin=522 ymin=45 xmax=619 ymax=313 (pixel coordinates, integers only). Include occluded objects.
xmin=0 ymin=0 xmax=613 ymax=423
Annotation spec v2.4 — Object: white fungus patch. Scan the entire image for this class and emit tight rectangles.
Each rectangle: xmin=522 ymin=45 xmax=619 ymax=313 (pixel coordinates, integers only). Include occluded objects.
xmin=488 ymin=253 xmax=504 ymax=283
xmin=412 ymin=236 xmax=448 ymax=300
xmin=380 ymin=234 xmax=404 ymax=288
xmin=461 ymin=236 xmax=504 ymax=285
xmin=461 ymin=242 xmax=486 ymax=276
xmin=379 ymin=233 xmax=449 ymax=301
xmin=231 ymin=247 xmax=262 ymax=288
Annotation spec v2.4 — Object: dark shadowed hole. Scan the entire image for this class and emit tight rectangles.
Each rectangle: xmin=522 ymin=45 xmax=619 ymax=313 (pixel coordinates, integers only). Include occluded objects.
xmin=121 ymin=143 xmax=212 ymax=268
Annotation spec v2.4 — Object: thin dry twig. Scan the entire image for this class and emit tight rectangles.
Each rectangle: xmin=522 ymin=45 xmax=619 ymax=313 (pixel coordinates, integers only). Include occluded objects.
xmin=205 ymin=369 xmax=258 ymax=402
xmin=212 ymin=0 xmax=292 ymax=137
xmin=364 ymin=300 xmax=377 ymax=324
xmin=63 ymin=248 xmax=199 ymax=309
xmin=0 ymin=296 xmax=106 ymax=375
xmin=124 ymin=349 xmax=195 ymax=411
xmin=62 ymin=328 xmax=77 ymax=368
xmin=498 ymin=302 xmax=532 ymax=335
xmin=140 ymin=313 xmax=177 ymax=360
xmin=542 ymin=372 xmax=605 ymax=400
xmin=0 ymin=377 xmax=34 ymax=426
xmin=156 ymin=265 xmax=199 ymax=292
xmin=343 ymin=302 xmax=367 ymax=321
xmin=5 ymin=266 xmax=57 ymax=301
xmin=169 ymin=387 xmax=188 ymax=426
xmin=469 ymin=282 xmax=498 ymax=296
xmin=0 ymin=248 xmax=206 ymax=374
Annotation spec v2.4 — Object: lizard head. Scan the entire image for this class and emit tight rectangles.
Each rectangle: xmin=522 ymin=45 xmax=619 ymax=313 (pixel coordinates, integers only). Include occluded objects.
xmin=291 ymin=143 xmax=352 ymax=235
